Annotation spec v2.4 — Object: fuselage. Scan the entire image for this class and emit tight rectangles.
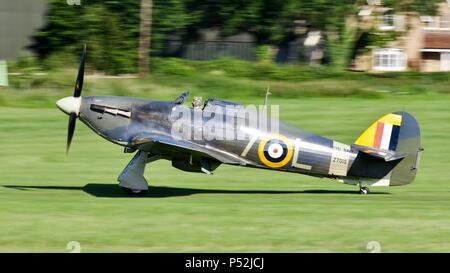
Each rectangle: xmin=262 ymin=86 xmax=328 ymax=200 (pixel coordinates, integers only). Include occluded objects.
xmin=76 ymin=96 xmax=370 ymax=182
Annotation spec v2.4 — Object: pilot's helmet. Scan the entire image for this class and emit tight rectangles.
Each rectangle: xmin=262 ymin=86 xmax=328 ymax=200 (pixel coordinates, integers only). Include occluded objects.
xmin=192 ymin=96 xmax=202 ymax=110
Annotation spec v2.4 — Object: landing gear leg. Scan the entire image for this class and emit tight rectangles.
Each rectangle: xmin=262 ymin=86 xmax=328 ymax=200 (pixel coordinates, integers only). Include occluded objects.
xmin=118 ymin=150 xmax=152 ymax=197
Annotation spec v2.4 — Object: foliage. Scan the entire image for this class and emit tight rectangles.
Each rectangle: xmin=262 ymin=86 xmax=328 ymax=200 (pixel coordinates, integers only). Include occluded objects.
xmin=365 ymin=31 xmax=400 ymax=49
xmin=30 ymin=0 xmax=441 ymax=73
xmin=3 ymin=56 xmax=450 ymax=109
xmin=325 ymin=17 xmax=358 ymax=68
xmin=255 ymin=45 xmax=273 ymax=63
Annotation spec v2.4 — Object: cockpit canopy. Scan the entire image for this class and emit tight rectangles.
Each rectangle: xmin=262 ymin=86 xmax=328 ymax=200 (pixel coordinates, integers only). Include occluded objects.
xmin=202 ymin=98 xmax=243 ymax=111
xmin=172 ymin=92 xmax=243 ymax=111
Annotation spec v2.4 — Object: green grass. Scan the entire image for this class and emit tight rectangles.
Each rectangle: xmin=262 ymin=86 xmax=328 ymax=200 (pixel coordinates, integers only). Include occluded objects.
xmin=2 ymin=57 xmax=450 ymax=109
xmin=0 ymin=91 xmax=450 ymax=252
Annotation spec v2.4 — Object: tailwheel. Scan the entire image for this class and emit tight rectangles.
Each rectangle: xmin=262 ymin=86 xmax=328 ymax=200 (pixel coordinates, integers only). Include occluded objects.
xmin=121 ymin=187 xmax=148 ymax=197
xmin=359 ymin=186 xmax=370 ymax=195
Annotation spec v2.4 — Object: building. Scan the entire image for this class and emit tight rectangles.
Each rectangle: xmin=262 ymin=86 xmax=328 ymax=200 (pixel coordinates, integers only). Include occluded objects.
xmin=275 ymin=20 xmax=326 ymax=65
xmin=163 ymin=28 xmax=257 ymax=61
xmin=0 ymin=0 xmax=47 ymax=60
xmin=0 ymin=0 xmax=47 ymax=86
xmin=163 ymin=24 xmax=326 ymax=64
xmin=420 ymin=3 xmax=450 ymax=71
xmin=351 ymin=0 xmax=450 ymax=72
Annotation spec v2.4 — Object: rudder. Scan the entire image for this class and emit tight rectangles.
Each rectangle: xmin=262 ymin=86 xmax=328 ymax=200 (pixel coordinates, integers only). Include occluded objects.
xmin=389 ymin=112 xmax=421 ymax=185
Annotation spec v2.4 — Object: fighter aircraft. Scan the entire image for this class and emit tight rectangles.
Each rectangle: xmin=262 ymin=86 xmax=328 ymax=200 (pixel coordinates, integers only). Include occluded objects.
xmin=56 ymin=48 xmax=422 ymax=196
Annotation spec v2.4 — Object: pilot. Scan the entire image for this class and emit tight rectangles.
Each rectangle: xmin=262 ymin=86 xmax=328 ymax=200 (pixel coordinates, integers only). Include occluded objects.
xmin=192 ymin=96 xmax=203 ymax=110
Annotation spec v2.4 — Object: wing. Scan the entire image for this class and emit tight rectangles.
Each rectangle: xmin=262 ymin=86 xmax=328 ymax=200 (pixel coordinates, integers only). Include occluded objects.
xmin=131 ymin=132 xmax=249 ymax=165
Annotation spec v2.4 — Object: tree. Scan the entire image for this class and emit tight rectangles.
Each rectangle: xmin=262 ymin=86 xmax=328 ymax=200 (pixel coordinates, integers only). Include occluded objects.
xmin=138 ymin=0 xmax=153 ymax=77
xmin=31 ymin=0 xmax=441 ymax=73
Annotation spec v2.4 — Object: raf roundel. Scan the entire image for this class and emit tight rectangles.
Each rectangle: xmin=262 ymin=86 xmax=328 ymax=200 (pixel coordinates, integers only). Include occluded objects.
xmin=258 ymin=135 xmax=293 ymax=168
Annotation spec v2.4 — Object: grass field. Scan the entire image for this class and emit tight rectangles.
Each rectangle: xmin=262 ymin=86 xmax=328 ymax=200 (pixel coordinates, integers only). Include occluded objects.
xmin=0 ymin=80 xmax=450 ymax=252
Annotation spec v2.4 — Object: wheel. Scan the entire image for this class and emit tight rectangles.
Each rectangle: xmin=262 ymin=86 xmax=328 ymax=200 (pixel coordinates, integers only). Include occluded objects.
xmin=359 ymin=187 xmax=370 ymax=195
xmin=121 ymin=187 xmax=148 ymax=197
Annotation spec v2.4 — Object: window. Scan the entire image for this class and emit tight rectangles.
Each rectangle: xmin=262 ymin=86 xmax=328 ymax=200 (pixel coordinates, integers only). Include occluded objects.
xmin=373 ymin=48 xmax=406 ymax=71
xmin=441 ymin=15 xmax=450 ymax=29
xmin=420 ymin=16 xmax=435 ymax=28
xmin=421 ymin=15 xmax=450 ymax=29
xmin=379 ymin=11 xmax=396 ymax=30
xmin=441 ymin=52 xmax=450 ymax=71
xmin=383 ymin=14 xmax=395 ymax=27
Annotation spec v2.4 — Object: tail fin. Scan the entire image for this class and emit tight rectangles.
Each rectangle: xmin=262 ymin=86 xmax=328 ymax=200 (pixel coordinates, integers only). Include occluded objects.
xmin=354 ymin=113 xmax=402 ymax=151
xmin=354 ymin=112 xmax=421 ymax=186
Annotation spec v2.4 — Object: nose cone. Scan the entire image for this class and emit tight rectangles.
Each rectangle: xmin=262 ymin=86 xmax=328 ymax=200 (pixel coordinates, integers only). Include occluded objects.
xmin=56 ymin=96 xmax=82 ymax=115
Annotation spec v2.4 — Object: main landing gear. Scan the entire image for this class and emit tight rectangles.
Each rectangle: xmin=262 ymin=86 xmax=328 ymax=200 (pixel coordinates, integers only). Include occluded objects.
xmin=359 ymin=186 xmax=370 ymax=195
xmin=118 ymin=150 xmax=160 ymax=197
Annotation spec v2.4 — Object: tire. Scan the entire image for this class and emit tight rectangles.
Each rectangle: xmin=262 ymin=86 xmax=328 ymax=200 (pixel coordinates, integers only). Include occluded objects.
xmin=359 ymin=187 xmax=370 ymax=195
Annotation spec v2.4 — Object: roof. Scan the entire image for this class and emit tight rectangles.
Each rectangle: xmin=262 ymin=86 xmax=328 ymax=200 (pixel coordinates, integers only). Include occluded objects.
xmin=423 ymin=32 xmax=450 ymax=49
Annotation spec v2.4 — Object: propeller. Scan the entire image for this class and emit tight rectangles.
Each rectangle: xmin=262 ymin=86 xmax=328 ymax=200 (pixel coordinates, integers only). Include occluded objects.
xmin=74 ymin=44 xmax=86 ymax=98
xmin=56 ymin=45 xmax=86 ymax=156
xmin=66 ymin=113 xmax=77 ymax=155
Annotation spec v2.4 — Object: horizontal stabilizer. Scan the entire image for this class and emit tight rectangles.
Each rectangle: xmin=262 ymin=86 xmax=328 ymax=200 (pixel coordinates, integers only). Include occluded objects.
xmin=351 ymin=144 xmax=406 ymax=162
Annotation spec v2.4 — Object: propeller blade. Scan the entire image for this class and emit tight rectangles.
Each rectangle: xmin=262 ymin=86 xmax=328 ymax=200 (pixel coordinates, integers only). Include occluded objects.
xmin=66 ymin=113 xmax=77 ymax=156
xmin=73 ymin=45 xmax=86 ymax=97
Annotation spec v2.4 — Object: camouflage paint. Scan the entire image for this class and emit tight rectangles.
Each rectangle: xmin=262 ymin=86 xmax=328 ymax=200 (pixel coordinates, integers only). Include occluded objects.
xmin=76 ymin=95 xmax=421 ymax=187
